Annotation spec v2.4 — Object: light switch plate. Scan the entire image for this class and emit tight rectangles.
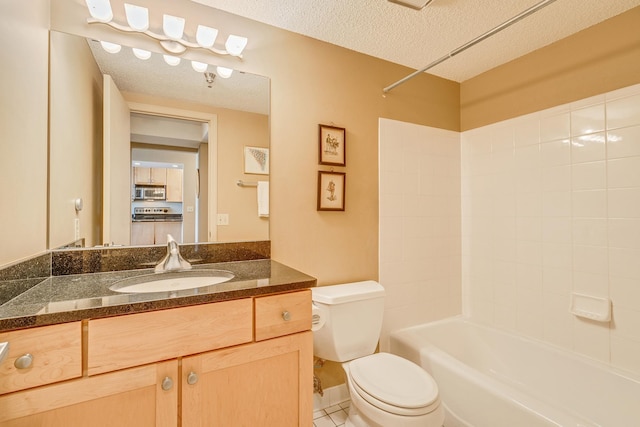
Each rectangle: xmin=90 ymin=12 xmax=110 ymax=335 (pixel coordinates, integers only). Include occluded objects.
xmin=216 ymin=214 xmax=229 ymax=226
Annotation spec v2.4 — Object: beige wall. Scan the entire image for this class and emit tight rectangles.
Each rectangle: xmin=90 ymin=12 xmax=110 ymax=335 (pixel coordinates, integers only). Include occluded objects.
xmin=49 ymin=31 xmax=104 ymax=249
xmin=198 ymin=143 xmax=209 ymax=242
xmin=240 ymin=14 xmax=460 ymax=285
xmin=0 ymin=0 xmax=49 ymax=266
xmin=216 ymin=109 xmax=269 ymax=242
xmin=461 ymin=6 xmax=640 ymax=131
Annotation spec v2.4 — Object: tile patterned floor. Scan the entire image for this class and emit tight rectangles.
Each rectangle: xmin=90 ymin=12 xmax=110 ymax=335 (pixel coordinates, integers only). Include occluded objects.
xmin=313 ymin=400 xmax=351 ymax=427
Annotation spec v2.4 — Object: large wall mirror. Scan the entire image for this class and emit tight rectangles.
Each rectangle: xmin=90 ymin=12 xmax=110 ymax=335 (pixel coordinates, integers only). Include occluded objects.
xmin=49 ymin=29 xmax=270 ymax=250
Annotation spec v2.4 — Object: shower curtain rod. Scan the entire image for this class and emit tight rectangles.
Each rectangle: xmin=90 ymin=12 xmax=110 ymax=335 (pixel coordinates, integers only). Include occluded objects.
xmin=382 ymin=0 xmax=559 ymax=93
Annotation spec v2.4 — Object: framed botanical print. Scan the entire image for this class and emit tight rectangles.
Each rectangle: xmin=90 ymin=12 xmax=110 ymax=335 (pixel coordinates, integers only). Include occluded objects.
xmin=319 ymin=124 xmax=346 ymax=166
xmin=317 ymin=171 xmax=346 ymax=211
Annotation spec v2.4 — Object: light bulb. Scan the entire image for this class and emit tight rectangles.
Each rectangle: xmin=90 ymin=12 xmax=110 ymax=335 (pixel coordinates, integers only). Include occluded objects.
xmin=100 ymin=41 xmax=121 ymax=54
xmin=191 ymin=61 xmax=208 ymax=73
xmin=124 ymin=4 xmax=149 ymax=31
xmin=85 ymin=0 xmax=113 ymax=23
xmin=216 ymin=66 xmax=233 ymax=78
xmin=163 ymin=14 xmax=185 ymax=40
xmin=196 ymin=25 xmax=218 ymax=48
xmin=163 ymin=55 xmax=181 ymax=66
xmin=225 ymin=35 xmax=248 ymax=56
xmin=132 ymin=48 xmax=151 ymax=60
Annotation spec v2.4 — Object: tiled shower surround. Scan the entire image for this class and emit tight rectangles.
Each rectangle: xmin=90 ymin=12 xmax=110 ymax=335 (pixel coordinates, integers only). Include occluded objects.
xmin=462 ymin=84 xmax=640 ymax=374
xmin=379 ymin=119 xmax=462 ymax=350
xmin=379 ymin=83 xmax=640 ymax=376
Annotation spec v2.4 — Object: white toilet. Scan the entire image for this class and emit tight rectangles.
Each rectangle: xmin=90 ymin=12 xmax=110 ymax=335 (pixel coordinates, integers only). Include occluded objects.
xmin=312 ymin=281 xmax=444 ymax=427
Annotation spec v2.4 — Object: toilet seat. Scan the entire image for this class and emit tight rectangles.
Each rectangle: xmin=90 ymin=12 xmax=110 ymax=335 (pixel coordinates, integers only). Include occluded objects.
xmin=347 ymin=353 xmax=440 ymax=417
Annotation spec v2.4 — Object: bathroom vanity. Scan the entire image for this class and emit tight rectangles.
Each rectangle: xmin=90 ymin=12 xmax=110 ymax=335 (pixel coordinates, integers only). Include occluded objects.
xmin=0 ymin=244 xmax=316 ymax=426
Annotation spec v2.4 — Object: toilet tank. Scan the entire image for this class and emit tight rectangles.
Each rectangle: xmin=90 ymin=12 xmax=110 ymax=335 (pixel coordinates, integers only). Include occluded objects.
xmin=312 ymin=281 xmax=385 ymax=362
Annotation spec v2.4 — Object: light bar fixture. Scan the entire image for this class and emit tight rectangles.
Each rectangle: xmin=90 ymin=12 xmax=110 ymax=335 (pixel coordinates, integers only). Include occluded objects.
xmin=388 ymin=0 xmax=435 ymax=10
xmin=84 ymin=0 xmax=249 ymax=58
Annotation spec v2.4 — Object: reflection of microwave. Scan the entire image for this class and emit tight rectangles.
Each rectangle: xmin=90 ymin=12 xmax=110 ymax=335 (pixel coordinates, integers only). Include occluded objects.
xmin=134 ymin=186 xmax=166 ymax=200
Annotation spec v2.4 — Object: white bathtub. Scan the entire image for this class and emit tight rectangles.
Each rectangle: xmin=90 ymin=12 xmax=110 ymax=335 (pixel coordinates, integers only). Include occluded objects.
xmin=389 ymin=317 xmax=640 ymax=427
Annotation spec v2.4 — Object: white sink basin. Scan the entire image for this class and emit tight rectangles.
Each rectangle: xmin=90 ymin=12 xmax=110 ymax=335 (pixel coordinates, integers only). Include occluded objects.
xmin=109 ymin=269 xmax=235 ymax=294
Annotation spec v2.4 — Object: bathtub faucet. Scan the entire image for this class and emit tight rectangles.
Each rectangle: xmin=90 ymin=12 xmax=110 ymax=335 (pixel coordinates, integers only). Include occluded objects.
xmin=155 ymin=234 xmax=192 ymax=273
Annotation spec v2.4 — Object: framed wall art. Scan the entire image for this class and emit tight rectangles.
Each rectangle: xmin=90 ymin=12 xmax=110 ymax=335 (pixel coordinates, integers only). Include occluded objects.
xmin=317 ymin=171 xmax=346 ymax=211
xmin=319 ymin=124 xmax=346 ymax=166
xmin=244 ymin=146 xmax=269 ymax=175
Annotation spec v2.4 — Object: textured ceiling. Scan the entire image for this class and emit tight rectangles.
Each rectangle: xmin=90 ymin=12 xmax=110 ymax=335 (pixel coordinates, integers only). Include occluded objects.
xmin=192 ymin=0 xmax=640 ymax=83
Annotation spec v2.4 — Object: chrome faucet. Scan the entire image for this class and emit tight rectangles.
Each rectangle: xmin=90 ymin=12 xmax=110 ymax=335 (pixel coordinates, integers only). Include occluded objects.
xmin=155 ymin=234 xmax=192 ymax=273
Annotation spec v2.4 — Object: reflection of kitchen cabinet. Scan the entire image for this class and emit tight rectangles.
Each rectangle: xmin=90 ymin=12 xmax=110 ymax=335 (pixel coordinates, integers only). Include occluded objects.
xmin=0 ymin=291 xmax=313 ymax=426
xmin=131 ymin=222 xmax=154 ymax=245
xmin=155 ymin=222 xmax=182 ymax=244
xmin=134 ymin=167 xmax=167 ymax=185
xmin=166 ymin=168 xmax=183 ymax=202
xmin=132 ymin=222 xmax=182 ymax=246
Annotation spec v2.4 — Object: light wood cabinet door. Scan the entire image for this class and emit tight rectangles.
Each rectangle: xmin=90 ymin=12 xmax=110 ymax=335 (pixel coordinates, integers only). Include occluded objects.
xmin=87 ymin=299 xmax=253 ymax=376
xmin=255 ymin=290 xmax=311 ymax=341
xmin=131 ymin=222 xmax=182 ymax=246
xmin=134 ymin=167 xmax=167 ymax=185
xmin=131 ymin=221 xmax=155 ymax=246
xmin=165 ymin=168 xmax=183 ymax=202
xmin=181 ymin=331 xmax=313 ymax=427
xmin=150 ymin=168 xmax=167 ymax=185
xmin=0 ymin=322 xmax=81 ymax=395
xmin=154 ymin=222 xmax=182 ymax=244
xmin=0 ymin=360 xmax=178 ymax=427
xmin=134 ymin=166 xmax=151 ymax=184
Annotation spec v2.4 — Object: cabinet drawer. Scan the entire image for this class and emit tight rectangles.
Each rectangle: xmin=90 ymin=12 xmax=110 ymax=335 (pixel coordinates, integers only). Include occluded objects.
xmin=87 ymin=299 xmax=253 ymax=375
xmin=0 ymin=322 xmax=82 ymax=395
xmin=254 ymin=290 xmax=311 ymax=341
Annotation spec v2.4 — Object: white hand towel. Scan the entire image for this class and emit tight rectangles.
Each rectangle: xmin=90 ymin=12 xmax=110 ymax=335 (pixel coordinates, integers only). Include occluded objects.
xmin=257 ymin=181 xmax=269 ymax=217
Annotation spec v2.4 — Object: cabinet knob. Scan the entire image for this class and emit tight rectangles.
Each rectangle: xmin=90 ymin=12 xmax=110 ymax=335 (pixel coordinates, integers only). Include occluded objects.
xmin=187 ymin=371 xmax=198 ymax=385
xmin=161 ymin=376 xmax=174 ymax=391
xmin=14 ymin=353 xmax=33 ymax=369
xmin=282 ymin=311 xmax=291 ymax=321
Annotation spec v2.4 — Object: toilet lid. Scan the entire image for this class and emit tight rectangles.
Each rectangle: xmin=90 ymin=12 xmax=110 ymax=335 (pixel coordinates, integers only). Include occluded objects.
xmin=348 ymin=353 xmax=439 ymax=411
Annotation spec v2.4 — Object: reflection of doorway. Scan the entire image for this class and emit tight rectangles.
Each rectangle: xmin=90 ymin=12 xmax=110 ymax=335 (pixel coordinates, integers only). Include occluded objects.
xmin=130 ymin=157 xmax=187 ymax=245
xmin=128 ymin=107 xmax=217 ymax=243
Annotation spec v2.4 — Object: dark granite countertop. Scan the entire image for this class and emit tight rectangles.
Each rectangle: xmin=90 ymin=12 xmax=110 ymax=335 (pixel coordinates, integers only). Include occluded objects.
xmin=0 ymin=259 xmax=316 ymax=332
